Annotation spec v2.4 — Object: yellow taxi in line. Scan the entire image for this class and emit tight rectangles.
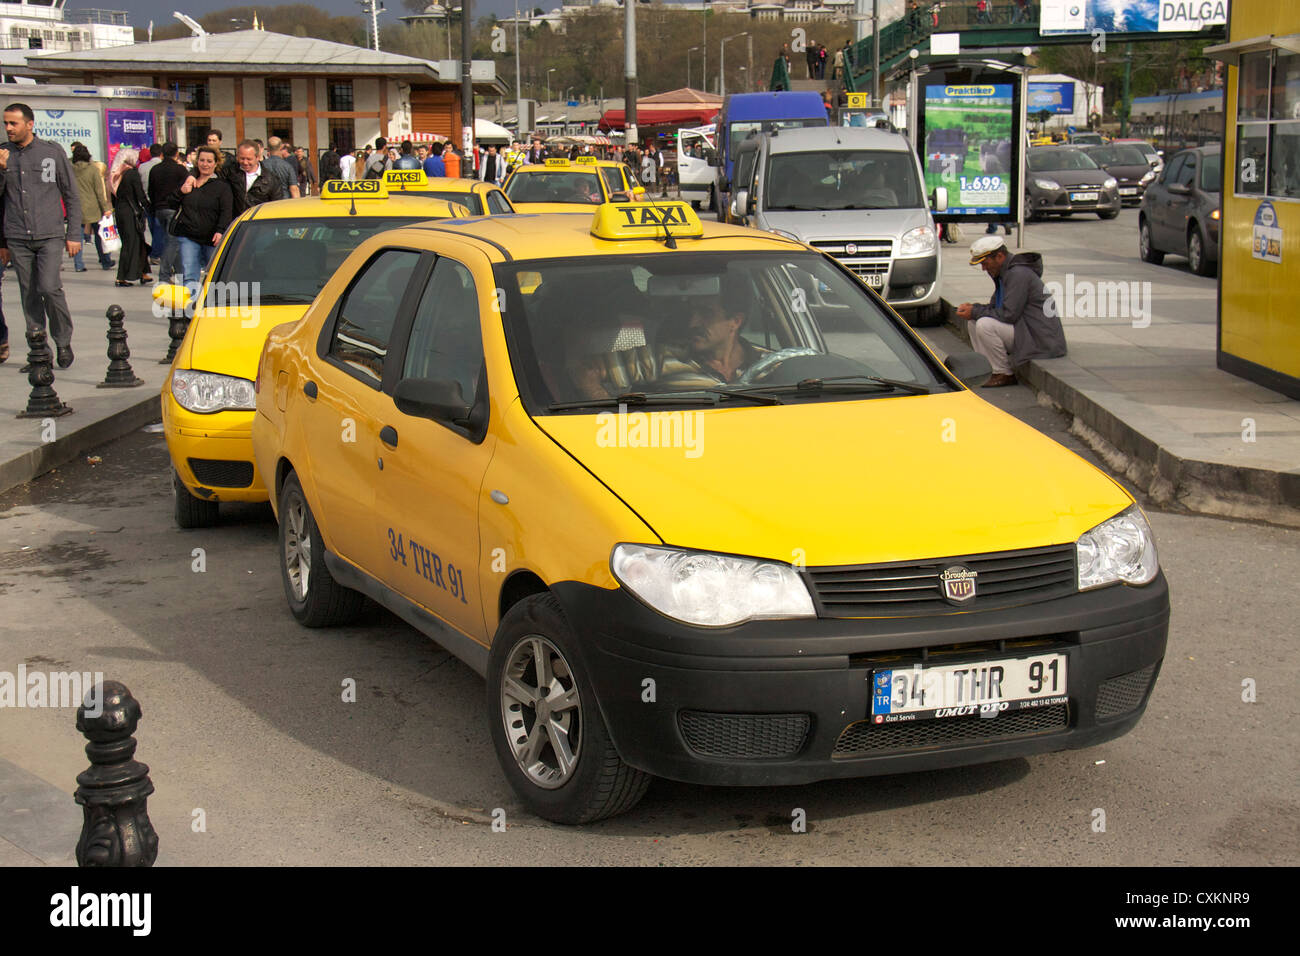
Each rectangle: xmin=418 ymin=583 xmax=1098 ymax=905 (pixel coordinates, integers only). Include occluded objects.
xmin=502 ymin=155 xmax=646 ymax=212
xmin=250 ymin=200 xmax=1169 ymax=824
xmin=381 ymin=168 xmax=516 ymax=216
xmin=162 ymin=179 xmax=472 ymax=529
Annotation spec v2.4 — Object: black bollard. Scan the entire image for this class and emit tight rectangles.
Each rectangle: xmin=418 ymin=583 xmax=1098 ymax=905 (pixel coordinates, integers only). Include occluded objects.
xmin=161 ymin=295 xmax=190 ymax=366
xmin=15 ymin=329 xmax=72 ymax=419
xmin=74 ymin=680 xmax=158 ymax=867
xmin=98 ymin=304 xmax=144 ymax=388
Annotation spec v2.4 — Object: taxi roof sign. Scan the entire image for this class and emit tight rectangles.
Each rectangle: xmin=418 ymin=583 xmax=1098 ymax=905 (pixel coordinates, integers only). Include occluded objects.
xmin=383 ymin=168 xmax=429 ymax=189
xmin=591 ymin=201 xmax=703 ymax=241
xmin=321 ymin=179 xmax=388 ymax=200
xmin=574 ymin=155 xmax=598 ymax=165
xmin=544 ymin=157 xmax=568 ymax=167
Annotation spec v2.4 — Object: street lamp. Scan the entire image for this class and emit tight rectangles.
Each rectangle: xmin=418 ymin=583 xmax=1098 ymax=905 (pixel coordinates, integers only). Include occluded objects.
xmin=687 ymin=45 xmax=700 ymax=89
xmin=546 ymin=67 xmax=556 ymax=106
xmin=720 ymin=31 xmax=748 ymax=98
xmin=701 ymin=0 xmax=710 ymax=94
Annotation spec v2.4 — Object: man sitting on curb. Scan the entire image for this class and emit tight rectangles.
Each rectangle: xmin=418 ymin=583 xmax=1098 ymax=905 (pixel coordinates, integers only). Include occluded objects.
xmin=955 ymin=235 xmax=1065 ymax=388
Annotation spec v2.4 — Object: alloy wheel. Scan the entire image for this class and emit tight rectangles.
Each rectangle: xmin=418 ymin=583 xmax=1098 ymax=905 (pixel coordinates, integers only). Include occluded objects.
xmin=283 ymin=495 xmax=311 ymax=601
xmin=500 ymin=635 xmax=582 ymax=789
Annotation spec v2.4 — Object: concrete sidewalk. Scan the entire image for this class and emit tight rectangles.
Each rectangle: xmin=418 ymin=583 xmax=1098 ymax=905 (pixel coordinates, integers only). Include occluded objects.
xmin=937 ymin=219 xmax=1300 ymax=526
xmin=1 ymin=263 xmax=168 ymax=495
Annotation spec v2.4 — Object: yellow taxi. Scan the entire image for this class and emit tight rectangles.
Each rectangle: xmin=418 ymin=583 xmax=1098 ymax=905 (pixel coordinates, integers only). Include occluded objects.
xmin=381 ymin=168 xmax=516 ymax=216
xmin=502 ymin=155 xmax=646 ymax=212
xmin=162 ymin=179 xmax=471 ymax=528
xmin=251 ymin=200 xmax=1169 ymax=824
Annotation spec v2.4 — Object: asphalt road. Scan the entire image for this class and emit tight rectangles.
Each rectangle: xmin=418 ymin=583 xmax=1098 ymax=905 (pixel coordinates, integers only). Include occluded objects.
xmin=1 ymin=376 xmax=1295 ymax=867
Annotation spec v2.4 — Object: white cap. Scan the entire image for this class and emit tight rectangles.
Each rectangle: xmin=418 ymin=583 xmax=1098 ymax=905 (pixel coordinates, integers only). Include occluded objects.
xmin=969 ymin=235 xmax=1007 ymax=265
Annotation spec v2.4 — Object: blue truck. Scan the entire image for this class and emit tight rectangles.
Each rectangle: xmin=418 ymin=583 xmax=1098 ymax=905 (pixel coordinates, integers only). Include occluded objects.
xmin=710 ymin=91 xmax=829 ymax=221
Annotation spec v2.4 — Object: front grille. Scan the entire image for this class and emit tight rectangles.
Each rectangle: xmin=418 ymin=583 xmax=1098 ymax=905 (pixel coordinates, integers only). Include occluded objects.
xmin=832 ymin=704 xmax=1069 ymax=756
xmin=188 ymin=458 xmax=254 ymax=488
xmin=1095 ymin=664 xmax=1157 ymax=720
xmin=678 ymin=711 xmax=810 ymax=759
xmin=806 ymin=544 xmax=1076 ymax=618
xmin=809 ymin=238 xmax=892 ymax=277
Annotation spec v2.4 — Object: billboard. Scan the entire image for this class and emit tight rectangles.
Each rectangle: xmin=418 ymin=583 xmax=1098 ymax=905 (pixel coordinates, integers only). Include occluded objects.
xmin=1028 ymin=82 xmax=1076 ymax=115
xmin=34 ymin=109 xmax=104 ymax=164
xmin=921 ymin=83 xmax=1015 ymax=218
xmin=104 ymin=109 xmax=155 ymax=164
xmin=1040 ymin=0 xmax=1226 ymax=35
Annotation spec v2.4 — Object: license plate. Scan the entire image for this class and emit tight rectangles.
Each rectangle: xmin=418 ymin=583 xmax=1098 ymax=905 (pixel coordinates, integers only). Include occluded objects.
xmin=861 ymin=273 xmax=884 ymax=288
xmin=1070 ymin=191 xmax=1099 ymax=202
xmin=871 ymin=653 xmax=1067 ymax=722
xmin=1119 ymin=187 xmax=1137 ymax=196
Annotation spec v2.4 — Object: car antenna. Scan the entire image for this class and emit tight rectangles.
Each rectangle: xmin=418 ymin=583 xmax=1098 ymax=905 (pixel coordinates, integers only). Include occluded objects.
xmin=348 ymin=196 xmax=357 ymax=216
xmin=641 ymin=193 xmax=677 ymax=249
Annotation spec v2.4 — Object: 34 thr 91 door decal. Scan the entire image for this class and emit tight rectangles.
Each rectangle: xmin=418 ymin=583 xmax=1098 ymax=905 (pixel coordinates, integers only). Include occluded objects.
xmin=387 ymin=528 xmax=470 ymax=604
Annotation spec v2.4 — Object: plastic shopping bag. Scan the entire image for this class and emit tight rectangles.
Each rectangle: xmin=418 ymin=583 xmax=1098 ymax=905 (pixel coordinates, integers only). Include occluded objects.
xmin=97 ymin=213 xmax=122 ymax=255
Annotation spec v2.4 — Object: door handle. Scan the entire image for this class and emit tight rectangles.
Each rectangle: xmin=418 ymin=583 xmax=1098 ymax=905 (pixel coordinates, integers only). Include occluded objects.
xmin=379 ymin=425 xmax=398 ymax=448
xmin=302 ymin=380 xmax=317 ymax=399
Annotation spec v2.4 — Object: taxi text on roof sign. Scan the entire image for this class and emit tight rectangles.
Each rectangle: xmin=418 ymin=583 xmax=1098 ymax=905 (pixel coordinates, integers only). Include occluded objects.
xmin=320 ymin=179 xmax=388 ymax=199
xmin=544 ymin=157 xmax=569 ymax=167
xmin=384 ymin=169 xmax=429 ymax=189
xmin=591 ymin=201 xmax=704 ymax=240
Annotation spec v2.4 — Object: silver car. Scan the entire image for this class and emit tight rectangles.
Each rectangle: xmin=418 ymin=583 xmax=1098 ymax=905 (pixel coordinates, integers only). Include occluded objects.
xmin=729 ymin=127 xmax=947 ymax=325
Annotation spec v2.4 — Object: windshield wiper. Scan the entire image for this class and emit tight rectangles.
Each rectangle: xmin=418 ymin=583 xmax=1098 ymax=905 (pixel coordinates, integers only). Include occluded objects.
xmin=255 ymin=293 xmax=317 ymax=304
xmin=719 ymin=375 xmax=934 ymax=397
xmin=698 ymin=387 xmax=783 ymax=405
xmin=547 ymin=391 xmax=719 ymax=411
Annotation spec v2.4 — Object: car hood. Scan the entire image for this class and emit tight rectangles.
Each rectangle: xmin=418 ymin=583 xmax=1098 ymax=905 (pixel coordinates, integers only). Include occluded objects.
xmin=1030 ymin=168 xmax=1111 ymax=188
xmin=533 ymin=392 xmax=1131 ymax=566
xmin=188 ymin=303 xmax=311 ymax=380
xmin=1100 ymin=163 xmax=1151 ymax=182
xmin=757 ymin=207 xmax=931 ymax=238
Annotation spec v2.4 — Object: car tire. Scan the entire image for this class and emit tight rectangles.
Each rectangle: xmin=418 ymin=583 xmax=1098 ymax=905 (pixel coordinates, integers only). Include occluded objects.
xmin=487 ymin=592 xmax=651 ymax=824
xmin=707 ymin=185 xmax=717 ymax=213
xmin=1139 ymin=218 xmax=1165 ymax=264
xmin=1098 ymin=210 xmax=1118 ymax=220
xmin=278 ymin=471 xmax=365 ymax=627
xmin=1188 ymin=225 xmax=1216 ymax=277
xmin=173 ymin=469 xmax=219 ymax=529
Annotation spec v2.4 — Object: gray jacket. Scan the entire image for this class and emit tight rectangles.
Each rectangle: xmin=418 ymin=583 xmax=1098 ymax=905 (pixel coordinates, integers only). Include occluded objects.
xmin=0 ymin=135 xmax=82 ymax=244
xmin=969 ymin=252 xmax=1066 ymax=368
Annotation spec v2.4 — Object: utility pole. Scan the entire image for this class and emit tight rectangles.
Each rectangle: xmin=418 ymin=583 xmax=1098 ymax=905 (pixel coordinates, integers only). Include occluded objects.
xmin=625 ymin=0 xmax=637 ymax=147
xmin=514 ymin=1 xmax=523 ymax=138
xmin=1120 ymin=43 xmax=1133 ymax=137
xmin=702 ymin=1 xmax=709 ymax=95
xmin=461 ymin=0 xmax=473 ymax=160
xmin=873 ymin=0 xmax=881 ymax=106
xmin=721 ymin=32 xmax=748 ymax=99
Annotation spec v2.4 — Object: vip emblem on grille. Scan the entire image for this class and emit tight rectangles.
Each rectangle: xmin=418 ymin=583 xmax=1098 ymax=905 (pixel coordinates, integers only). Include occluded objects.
xmin=940 ymin=566 xmax=978 ymax=604
xmin=845 ymin=242 xmax=858 ymax=256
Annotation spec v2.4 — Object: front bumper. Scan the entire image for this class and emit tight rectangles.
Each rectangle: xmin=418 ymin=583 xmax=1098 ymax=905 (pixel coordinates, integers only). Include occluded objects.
xmin=1027 ymin=186 xmax=1122 ymax=216
xmin=552 ymin=573 xmax=1169 ymax=786
xmin=162 ymin=392 xmax=268 ymax=503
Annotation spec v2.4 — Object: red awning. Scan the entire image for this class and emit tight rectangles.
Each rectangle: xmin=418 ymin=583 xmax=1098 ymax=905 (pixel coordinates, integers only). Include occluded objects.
xmin=598 ymin=107 xmax=720 ymax=132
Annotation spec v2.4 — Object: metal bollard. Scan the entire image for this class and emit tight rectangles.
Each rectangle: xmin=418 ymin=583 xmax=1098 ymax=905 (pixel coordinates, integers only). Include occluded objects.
xmin=74 ymin=680 xmax=158 ymax=867
xmin=98 ymin=304 xmax=144 ymax=388
xmin=16 ymin=328 xmax=72 ymax=419
xmin=161 ymin=293 xmax=190 ymax=366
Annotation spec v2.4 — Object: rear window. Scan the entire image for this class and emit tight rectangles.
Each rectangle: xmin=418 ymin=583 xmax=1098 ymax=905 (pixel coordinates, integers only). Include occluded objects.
xmin=1027 ymin=149 xmax=1099 ymax=172
xmin=729 ymin=117 xmax=826 ymax=160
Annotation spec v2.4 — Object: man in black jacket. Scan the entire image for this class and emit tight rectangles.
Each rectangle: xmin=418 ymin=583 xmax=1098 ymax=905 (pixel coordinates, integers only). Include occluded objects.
xmin=318 ymin=144 xmax=342 ymax=182
xmin=149 ymin=142 xmax=188 ymax=283
xmin=224 ymin=139 xmax=286 ymax=215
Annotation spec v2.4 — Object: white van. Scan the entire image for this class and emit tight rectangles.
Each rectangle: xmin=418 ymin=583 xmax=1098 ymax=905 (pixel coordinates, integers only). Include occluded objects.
xmin=677 ymin=125 xmax=716 ymax=211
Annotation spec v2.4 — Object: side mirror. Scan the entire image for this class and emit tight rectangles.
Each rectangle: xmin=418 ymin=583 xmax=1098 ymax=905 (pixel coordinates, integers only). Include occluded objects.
xmin=931 ymin=186 xmax=948 ymax=213
xmin=706 ymin=149 xmax=719 ymax=167
xmin=393 ymin=377 xmax=471 ymax=426
xmin=944 ymin=351 xmax=992 ymax=388
xmin=609 ymin=191 xmax=630 ymax=202
xmin=1157 ymin=149 xmax=1165 ymax=158
xmin=731 ymin=188 xmax=750 ymax=220
xmin=1167 ymin=182 xmax=1191 ymax=196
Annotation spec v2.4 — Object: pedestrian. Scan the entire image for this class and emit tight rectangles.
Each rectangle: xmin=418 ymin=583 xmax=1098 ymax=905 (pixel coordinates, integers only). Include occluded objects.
xmin=295 ymin=146 xmax=317 ymax=195
xmin=363 ymin=137 xmax=390 ymax=179
xmin=71 ymin=143 xmax=113 ymax=273
xmin=393 ymin=139 xmax=421 ymax=170
xmin=930 ymin=1 xmax=941 ymax=28
xmin=422 ymin=141 xmax=446 ymax=178
xmin=148 ymin=142 xmax=188 ymax=282
xmin=138 ymin=141 xmax=163 ymax=262
xmin=184 ymin=147 xmax=197 ymax=170
xmin=109 ymin=148 xmax=151 ymax=287
xmin=1012 ymin=0 xmax=1028 ymax=24
xmin=223 ymin=139 xmax=286 ymax=215
xmin=832 ymin=45 xmax=845 ymax=80
xmin=805 ymin=40 xmax=818 ymax=80
xmin=478 ymin=144 xmax=505 ymax=185
xmin=955 ymin=235 xmax=1065 ymax=388
xmin=985 ymin=218 xmax=1012 ymax=236
xmin=262 ymin=136 xmax=300 ymax=198
xmin=172 ymin=145 xmax=232 ymax=299
xmin=817 ymin=43 xmax=828 ymax=79
xmin=319 ymin=143 xmax=342 ymax=182
xmin=908 ymin=0 xmax=920 ymax=33
xmin=640 ymin=149 xmax=655 ymax=191
xmin=0 ymin=102 xmax=83 ymax=370
xmin=976 ymin=0 xmax=991 ymax=24
xmin=338 ymin=145 xmax=356 ymax=181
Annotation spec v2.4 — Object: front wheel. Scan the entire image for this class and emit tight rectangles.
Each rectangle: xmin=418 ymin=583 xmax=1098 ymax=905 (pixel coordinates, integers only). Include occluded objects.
xmin=1188 ymin=226 xmax=1216 ymax=276
xmin=1139 ymin=219 xmax=1165 ymax=264
xmin=173 ymin=469 xmax=218 ymax=529
xmin=488 ymin=593 xmax=650 ymax=824
xmin=278 ymin=472 xmax=365 ymax=627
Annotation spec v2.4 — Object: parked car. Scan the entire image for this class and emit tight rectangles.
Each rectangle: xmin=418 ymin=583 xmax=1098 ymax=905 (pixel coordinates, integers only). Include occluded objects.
xmin=1138 ymin=144 xmax=1221 ymax=276
xmin=1080 ymin=144 xmax=1159 ymax=205
xmin=1111 ymin=137 xmax=1164 ymax=175
xmin=1067 ymin=132 xmax=1106 ymax=146
xmin=1025 ymin=146 xmax=1122 ymax=220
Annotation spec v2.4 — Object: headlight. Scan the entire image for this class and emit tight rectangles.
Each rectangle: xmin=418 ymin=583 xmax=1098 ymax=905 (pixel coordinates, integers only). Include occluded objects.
xmin=1034 ymin=178 xmax=1061 ymax=191
xmin=1139 ymin=169 xmax=1156 ymax=184
xmin=611 ymin=543 xmax=815 ymax=627
xmin=769 ymin=228 xmax=801 ymax=241
xmin=899 ymin=224 xmax=938 ymax=256
xmin=1103 ymin=177 xmax=1118 ymax=190
xmin=171 ymin=369 xmax=257 ymax=413
xmin=1076 ymin=506 xmax=1159 ymax=590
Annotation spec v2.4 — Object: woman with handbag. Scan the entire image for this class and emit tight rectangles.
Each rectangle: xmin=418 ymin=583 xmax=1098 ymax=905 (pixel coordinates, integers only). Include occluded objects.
xmin=71 ymin=144 xmax=114 ymax=271
xmin=172 ymin=146 xmax=233 ymax=295
xmin=109 ymin=148 xmax=151 ymax=286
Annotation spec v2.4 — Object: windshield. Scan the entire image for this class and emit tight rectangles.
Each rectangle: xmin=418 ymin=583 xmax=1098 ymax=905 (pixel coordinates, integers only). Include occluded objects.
xmin=729 ymin=118 xmax=826 ymax=160
xmin=1071 ymin=133 xmax=1103 ymax=145
xmin=209 ymin=216 xmax=432 ymax=305
xmin=504 ymin=170 xmax=604 ymax=204
xmin=1087 ymin=145 xmax=1149 ymax=166
xmin=764 ymin=149 xmax=923 ymax=210
xmin=407 ymin=189 xmax=485 ymax=215
xmin=497 ymin=251 xmax=949 ymax=412
xmin=1027 ymin=148 xmax=1099 ymax=172
xmin=1200 ymin=152 xmax=1221 ymax=191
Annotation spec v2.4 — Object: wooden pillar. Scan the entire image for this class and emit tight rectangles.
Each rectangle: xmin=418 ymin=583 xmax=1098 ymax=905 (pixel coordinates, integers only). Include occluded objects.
xmin=307 ymin=76 xmax=318 ymax=162
xmin=379 ymin=76 xmax=388 ymax=142
xmin=234 ymin=78 xmax=245 ymax=142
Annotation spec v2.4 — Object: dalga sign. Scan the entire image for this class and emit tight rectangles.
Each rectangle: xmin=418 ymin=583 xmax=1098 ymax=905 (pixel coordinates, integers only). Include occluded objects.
xmin=1039 ymin=0 xmax=1225 ymax=34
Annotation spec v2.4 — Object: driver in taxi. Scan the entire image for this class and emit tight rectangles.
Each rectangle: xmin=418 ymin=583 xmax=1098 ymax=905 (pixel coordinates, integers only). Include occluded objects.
xmin=655 ymin=296 xmax=771 ymax=389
